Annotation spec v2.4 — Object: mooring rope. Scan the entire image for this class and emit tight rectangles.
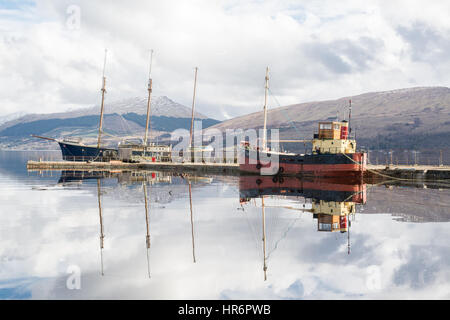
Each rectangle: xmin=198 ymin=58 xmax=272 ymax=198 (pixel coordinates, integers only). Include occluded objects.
xmin=341 ymin=152 xmax=450 ymax=185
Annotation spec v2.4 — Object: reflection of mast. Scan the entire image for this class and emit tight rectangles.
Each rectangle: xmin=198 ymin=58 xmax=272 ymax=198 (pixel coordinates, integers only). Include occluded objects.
xmin=261 ymin=197 xmax=267 ymax=281
xmin=143 ymin=182 xmax=151 ymax=278
xmin=97 ymin=179 xmax=105 ymax=276
xmin=188 ymin=181 xmax=196 ymax=263
xmin=347 ymin=215 xmax=351 ymax=255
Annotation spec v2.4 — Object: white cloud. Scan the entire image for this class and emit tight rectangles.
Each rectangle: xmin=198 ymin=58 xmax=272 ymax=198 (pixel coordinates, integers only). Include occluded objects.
xmin=0 ymin=0 xmax=449 ymax=119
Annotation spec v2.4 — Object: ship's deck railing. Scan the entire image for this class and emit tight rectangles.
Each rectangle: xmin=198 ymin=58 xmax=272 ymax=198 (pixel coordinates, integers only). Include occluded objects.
xmin=171 ymin=154 xmax=238 ymax=164
xmin=314 ymin=147 xmax=355 ymax=154
xmin=62 ymin=155 xmax=114 ymax=162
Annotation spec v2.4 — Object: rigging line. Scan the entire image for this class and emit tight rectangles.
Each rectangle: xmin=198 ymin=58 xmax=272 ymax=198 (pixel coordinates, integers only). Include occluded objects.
xmin=268 ymin=88 xmax=304 ymax=138
xmin=343 ymin=153 xmax=450 ymax=185
xmin=266 ymin=213 xmax=302 ymax=260
xmin=339 ymin=178 xmax=399 ymax=204
xmin=263 ymin=196 xmax=306 ymax=259
xmin=241 ymin=206 xmax=263 ymax=252
xmin=118 ymin=113 xmax=134 ymax=135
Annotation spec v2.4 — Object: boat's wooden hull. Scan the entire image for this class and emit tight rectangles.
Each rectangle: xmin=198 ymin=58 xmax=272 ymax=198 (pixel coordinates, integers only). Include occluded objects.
xmin=240 ymin=149 xmax=366 ymax=179
xmin=58 ymin=141 xmax=118 ymax=161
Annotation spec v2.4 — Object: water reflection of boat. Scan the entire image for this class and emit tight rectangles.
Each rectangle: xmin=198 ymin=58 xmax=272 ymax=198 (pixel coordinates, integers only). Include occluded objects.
xmin=143 ymin=182 xmax=151 ymax=278
xmin=96 ymin=178 xmax=105 ymax=276
xmin=91 ymin=171 xmax=198 ymax=278
xmin=57 ymin=170 xmax=172 ymax=185
xmin=93 ymin=177 xmax=153 ymax=277
xmin=117 ymin=171 xmax=172 ymax=184
xmin=58 ymin=170 xmax=115 ymax=184
xmin=184 ymin=175 xmax=214 ymax=184
xmin=239 ymin=175 xmax=367 ymax=277
xmin=239 ymin=176 xmax=366 ymax=204
xmin=188 ymin=179 xmax=196 ymax=263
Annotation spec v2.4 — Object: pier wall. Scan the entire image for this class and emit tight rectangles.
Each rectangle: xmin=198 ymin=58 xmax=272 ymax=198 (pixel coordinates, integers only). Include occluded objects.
xmin=27 ymin=161 xmax=450 ymax=181
xmin=27 ymin=160 xmax=240 ymax=176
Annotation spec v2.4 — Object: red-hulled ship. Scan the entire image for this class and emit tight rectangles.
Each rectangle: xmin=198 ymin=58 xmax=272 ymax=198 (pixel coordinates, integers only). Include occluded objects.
xmin=240 ymin=120 xmax=367 ymax=179
xmin=239 ymin=67 xmax=367 ymax=179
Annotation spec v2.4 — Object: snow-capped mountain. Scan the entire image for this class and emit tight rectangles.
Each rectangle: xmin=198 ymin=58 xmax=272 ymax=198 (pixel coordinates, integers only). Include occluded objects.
xmin=0 ymin=112 xmax=27 ymax=126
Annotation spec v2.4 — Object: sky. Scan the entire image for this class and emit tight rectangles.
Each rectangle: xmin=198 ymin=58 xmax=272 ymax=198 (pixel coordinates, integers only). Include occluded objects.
xmin=1 ymin=0 xmax=450 ymax=120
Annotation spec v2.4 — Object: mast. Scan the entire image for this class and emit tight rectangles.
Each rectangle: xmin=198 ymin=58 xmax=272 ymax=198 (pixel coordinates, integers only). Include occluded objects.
xmin=97 ymin=49 xmax=108 ymax=149
xmin=144 ymin=50 xmax=154 ymax=146
xmin=188 ymin=181 xmax=196 ymax=263
xmin=189 ymin=67 xmax=198 ymax=149
xmin=143 ymin=182 xmax=151 ymax=278
xmin=262 ymin=67 xmax=269 ymax=151
xmin=97 ymin=179 xmax=105 ymax=276
xmin=262 ymin=197 xmax=267 ymax=281
xmin=348 ymin=99 xmax=352 ymax=136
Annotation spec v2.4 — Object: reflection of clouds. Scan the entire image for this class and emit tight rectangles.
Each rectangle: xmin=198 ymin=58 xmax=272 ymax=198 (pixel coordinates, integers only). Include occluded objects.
xmin=394 ymin=244 xmax=450 ymax=290
xmin=1 ymin=170 xmax=450 ymax=299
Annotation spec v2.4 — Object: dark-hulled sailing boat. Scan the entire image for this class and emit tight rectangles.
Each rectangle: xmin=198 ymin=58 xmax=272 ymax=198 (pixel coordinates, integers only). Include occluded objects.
xmin=32 ymin=49 xmax=118 ymax=161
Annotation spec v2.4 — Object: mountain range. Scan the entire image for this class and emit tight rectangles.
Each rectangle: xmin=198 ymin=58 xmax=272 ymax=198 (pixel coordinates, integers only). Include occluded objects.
xmin=0 ymin=96 xmax=220 ymax=149
xmin=1 ymin=87 xmax=449 ymax=151
xmin=211 ymin=86 xmax=450 ymax=151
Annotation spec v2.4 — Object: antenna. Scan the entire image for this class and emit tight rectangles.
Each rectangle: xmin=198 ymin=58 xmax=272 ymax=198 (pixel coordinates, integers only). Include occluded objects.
xmin=102 ymin=48 xmax=107 ymax=78
xmin=148 ymin=49 xmax=154 ymax=78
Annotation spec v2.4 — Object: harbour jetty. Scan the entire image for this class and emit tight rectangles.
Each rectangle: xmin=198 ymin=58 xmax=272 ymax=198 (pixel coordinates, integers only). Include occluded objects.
xmin=364 ymin=164 xmax=450 ymax=182
xmin=26 ymin=160 xmax=450 ymax=181
xmin=27 ymin=160 xmax=240 ymax=175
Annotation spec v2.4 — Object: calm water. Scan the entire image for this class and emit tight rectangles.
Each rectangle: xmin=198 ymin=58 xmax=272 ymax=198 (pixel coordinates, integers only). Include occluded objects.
xmin=0 ymin=150 xmax=449 ymax=299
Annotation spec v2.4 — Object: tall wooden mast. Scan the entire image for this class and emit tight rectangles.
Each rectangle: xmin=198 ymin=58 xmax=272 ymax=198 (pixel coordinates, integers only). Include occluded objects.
xmin=97 ymin=49 xmax=108 ymax=149
xmin=262 ymin=67 xmax=269 ymax=151
xmin=144 ymin=50 xmax=154 ymax=146
xmin=189 ymin=67 xmax=198 ymax=149
xmin=348 ymin=99 xmax=352 ymax=135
